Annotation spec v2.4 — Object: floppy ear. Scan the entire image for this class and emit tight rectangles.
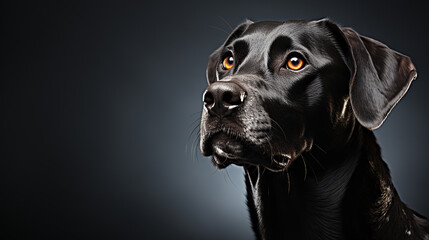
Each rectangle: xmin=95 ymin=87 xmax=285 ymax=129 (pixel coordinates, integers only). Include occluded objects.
xmin=319 ymin=19 xmax=417 ymax=129
xmin=343 ymin=28 xmax=417 ymax=129
xmin=206 ymin=20 xmax=253 ymax=84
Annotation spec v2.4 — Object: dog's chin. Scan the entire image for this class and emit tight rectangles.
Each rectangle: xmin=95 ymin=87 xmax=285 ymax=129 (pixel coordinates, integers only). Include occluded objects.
xmin=205 ymin=133 xmax=293 ymax=172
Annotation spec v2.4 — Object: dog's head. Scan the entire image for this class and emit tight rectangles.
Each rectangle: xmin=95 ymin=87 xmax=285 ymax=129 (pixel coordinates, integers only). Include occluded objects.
xmin=200 ymin=19 xmax=416 ymax=172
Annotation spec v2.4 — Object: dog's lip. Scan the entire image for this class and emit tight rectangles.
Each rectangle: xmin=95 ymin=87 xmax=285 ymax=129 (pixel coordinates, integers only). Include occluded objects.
xmin=211 ymin=147 xmax=248 ymax=169
xmin=201 ymin=128 xmax=249 ymax=157
xmin=207 ymin=131 xmax=256 ymax=161
xmin=213 ymin=145 xmax=242 ymax=160
xmin=213 ymin=150 xmax=294 ymax=172
xmin=204 ymin=131 xmax=296 ymax=172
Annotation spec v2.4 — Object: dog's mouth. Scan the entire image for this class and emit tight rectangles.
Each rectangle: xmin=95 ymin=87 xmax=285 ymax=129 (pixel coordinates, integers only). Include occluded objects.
xmin=202 ymin=131 xmax=295 ymax=172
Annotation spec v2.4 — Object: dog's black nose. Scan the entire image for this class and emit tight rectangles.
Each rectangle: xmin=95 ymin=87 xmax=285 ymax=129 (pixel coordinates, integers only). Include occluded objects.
xmin=203 ymin=81 xmax=247 ymax=117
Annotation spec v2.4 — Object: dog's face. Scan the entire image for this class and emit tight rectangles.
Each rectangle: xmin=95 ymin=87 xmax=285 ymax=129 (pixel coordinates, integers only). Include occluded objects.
xmin=200 ymin=19 xmax=416 ymax=172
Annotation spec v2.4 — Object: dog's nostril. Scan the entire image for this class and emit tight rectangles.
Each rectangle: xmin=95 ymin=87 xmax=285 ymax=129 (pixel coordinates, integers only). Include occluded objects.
xmin=222 ymin=90 xmax=245 ymax=106
xmin=203 ymin=91 xmax=215 ymax=106
xmin=223 ymin=91 xmax=233 ymax=105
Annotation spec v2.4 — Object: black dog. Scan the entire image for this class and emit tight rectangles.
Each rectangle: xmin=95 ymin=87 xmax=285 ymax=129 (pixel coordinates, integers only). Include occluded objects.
xmin=200 ymin=19 xmax=429 ymax=239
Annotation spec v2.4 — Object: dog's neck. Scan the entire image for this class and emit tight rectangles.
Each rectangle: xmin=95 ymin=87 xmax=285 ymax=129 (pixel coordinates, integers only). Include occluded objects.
xmin=245 ymin=144 xmax=360 ymax=239
xmin=244 ymin=127 xmax=422 ymax=240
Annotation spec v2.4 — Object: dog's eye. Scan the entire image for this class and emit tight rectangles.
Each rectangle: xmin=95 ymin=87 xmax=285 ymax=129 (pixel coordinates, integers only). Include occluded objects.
xmin=222 ymin=56 xmax=234 ymax=70
xmin=286 ymin=56 xmax=305 ymax=71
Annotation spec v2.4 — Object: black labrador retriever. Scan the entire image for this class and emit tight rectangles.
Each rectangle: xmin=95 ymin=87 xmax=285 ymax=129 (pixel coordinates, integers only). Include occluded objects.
xmin=200 ymin=19 xmax=429 ymax=239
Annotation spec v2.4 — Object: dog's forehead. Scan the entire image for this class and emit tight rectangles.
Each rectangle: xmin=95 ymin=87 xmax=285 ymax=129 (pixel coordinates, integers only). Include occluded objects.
xmin=246 ymin=20 xmax=312 ymax=35
xmin=234 ymin=20 xmax=328 ymax=51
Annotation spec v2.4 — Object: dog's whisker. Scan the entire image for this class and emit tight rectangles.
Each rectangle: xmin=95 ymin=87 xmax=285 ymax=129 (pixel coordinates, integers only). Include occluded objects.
xmin=263 ymin=133 xmax=275 ymax=165
xmin=261 ymin=166 xmax=267 ymax=178
xmin=190 ymin=125 xmax=202 ymax=164
xmin=217 ymin=16 xmax=234 ymax=31
xmin=222 ymin=163 xmax=230 ymax=184
xmin=190 ymin=110 xmax=203 ymax=118
xmin=305 ymin=156 xmax=319 ymax=184
xmin=301 ymin=155 xmax=308 ymax=182
xmin=186 ymin=114 xmax=201 ymax=150
xmin=308 ymin=151 xmax=324 ymax=169
xmin=269 ymin=117 xmax=287 ymax=145
xmin=286 ymin=170 xmax=291 ymax=195
xmin=210 ymin=166 xmax=218 ymax=177
xmin=187 ymin=123 xmax=201 ymax=164
xmin=192 ymin=131 xmax=201 ymax=163
xmin=188 ymin=121 xmax=200 ymax=140
xmin=314 ymin=143 xmax=327 ymax=154
xmin=190 ymin=116 xmax=202 ymax=126
xmin=225 ymin=168 xmax=240 ymax=190
xmin=208 ymin=25 xmax=231 ymax=35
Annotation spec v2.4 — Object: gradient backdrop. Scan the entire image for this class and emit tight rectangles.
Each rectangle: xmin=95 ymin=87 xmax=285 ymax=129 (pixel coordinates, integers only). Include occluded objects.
xmin=2 ymin=1 xmax=428 ymax=239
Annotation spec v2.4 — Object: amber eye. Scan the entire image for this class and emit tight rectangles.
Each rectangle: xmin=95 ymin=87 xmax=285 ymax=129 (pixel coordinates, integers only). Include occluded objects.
xmin=286 ymin=56 xmax=304 ymax=71
xmin=222 ymin=56 xmax=234 ymax=70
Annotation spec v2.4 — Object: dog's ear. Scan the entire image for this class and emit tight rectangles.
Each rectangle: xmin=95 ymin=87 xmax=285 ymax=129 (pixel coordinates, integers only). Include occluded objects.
xmin=344 ymin=28 xmax=417 ymax=129
xmin=206 ymin=20 xmax=253 ymax=84
xmin=319 ymin=19 xmax=417 ymax=129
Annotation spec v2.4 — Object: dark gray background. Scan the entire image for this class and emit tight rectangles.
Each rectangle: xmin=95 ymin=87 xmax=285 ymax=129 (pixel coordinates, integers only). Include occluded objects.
xmin=1 ymin=0 xmax=428 ymax=239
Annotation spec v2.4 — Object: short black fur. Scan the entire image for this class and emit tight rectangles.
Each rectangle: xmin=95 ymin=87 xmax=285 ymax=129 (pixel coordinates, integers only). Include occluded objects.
xmin=200 ymin=19 xmax=428 ymax=240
